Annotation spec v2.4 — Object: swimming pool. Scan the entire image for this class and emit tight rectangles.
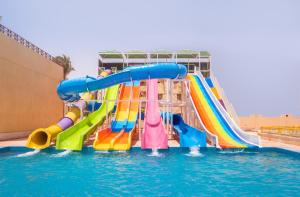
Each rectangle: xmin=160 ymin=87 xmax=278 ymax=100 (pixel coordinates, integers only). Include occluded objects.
xmin=0 ymin=147 xmax=299 ymax=196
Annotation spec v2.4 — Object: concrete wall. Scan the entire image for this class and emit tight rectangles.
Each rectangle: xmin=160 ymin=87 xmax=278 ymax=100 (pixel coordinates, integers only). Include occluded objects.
xmin=239 ymin=114 xmax=300 ymax=131
xmin=0 ymin=33 xmax=64 ymax=139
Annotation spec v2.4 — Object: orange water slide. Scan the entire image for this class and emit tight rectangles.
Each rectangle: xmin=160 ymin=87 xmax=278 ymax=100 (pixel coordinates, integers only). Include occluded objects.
xmin=93 ymin=82 xmax=140 ymax=150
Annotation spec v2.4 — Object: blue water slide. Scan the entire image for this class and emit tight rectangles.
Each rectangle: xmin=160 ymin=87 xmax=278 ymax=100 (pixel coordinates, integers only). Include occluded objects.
xmin=205 ymin=78 xmax=214 ymax=88
xmin=86 ymin=101 xmax=101 ymax=112
xmin=163 ymin=112 xmax=206 ymax=147
xmin=57 ymin=63 xmax=187 ymax=102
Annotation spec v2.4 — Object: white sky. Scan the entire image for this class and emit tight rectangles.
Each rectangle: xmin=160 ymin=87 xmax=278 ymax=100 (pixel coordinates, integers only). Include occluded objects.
xmin=1 ymin=0 xmax=299 ymax=116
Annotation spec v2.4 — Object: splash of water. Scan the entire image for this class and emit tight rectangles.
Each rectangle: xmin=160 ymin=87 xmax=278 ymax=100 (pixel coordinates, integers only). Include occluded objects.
xmin=219 ymin=148 xmax=245 ymax=154
xmin=185 ymin=146 xmax=203 ymax=157
xmin=115 ymin=150 xmax=127 ymax=153
xmin=95 ymin=150 xmax=110 ymax=154
xmin=16 ymin=149 xmax=40 ymax=157
xmin=148 ymin=148 xmax=163 ymax=157
xmin=52 ymin=150 xmax=72 ymax=157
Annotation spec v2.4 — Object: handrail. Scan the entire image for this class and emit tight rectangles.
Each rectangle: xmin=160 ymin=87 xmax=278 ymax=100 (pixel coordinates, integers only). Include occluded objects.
xmin=260 ymin=126 xmax=300 ymax=137
xmin=0 ymin=24 xmax=57 ymax=63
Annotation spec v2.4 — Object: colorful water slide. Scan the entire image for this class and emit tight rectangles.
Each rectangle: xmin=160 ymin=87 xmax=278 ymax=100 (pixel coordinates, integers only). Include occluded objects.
xmin=57 ymin=63 xmax=187 ymax=102
xmin=55 ymin=85 xmax=119 ymax=150
xmin=208 ymin=73 xmax=241 ymax=125
xmin=205 ymin=78 xmax=226 ymax=110
xmin=172 ymin=114 xmax=206 ymax=148
xmin=26 ymin=71 xmax=111 ymax=149
xmin=26 ymin=106 xmax=80 ymax=149
xmin=187 ymin=74 xmax=259 ymax=148
xmin=93 ymin=81 xmax=140 ymax=150
xmin=56 ymin=63 xmax=186 ymax=150
xmin=26 ymin=92 xmax=98 ymax=149
xmin=141 ymin=79 xmax=168 ymax=149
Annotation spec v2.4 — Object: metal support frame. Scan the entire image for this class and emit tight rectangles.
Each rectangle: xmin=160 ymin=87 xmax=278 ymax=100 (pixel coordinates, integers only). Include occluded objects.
xmin=96 ymin=50 xmax=212 ymax=143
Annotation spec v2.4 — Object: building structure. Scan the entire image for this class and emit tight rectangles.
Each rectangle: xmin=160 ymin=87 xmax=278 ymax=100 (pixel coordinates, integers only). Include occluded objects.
xmin=0 ymin=24 xmax=64 ymax=140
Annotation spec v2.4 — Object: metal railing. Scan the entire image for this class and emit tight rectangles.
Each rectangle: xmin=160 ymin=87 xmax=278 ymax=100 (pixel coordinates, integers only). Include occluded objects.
xmin=260 ymin=126 xmax=300 ymax=137
xmin=0 ymin=24 xmax=55 ymax=62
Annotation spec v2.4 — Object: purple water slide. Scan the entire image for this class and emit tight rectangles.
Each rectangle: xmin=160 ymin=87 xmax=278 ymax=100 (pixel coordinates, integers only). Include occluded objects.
xmin=57 ymin=117 xmax=74 ymax=130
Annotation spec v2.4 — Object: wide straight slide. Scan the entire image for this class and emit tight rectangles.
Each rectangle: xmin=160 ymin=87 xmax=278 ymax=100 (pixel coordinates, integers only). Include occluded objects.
xmin=142 ymin=79 xmax=168 ymax=149
xmin=187 ymin=74 xmax=259 ymax=148
xmin=93 ymin=81 xmax=140 ymax=150
xmin=55 ymin=85 xmax=119 ymax=151
xmin=205 ymin=77 xmax=226 ymax=110
xmin=113 ymin=81 xmax=140 ymax=150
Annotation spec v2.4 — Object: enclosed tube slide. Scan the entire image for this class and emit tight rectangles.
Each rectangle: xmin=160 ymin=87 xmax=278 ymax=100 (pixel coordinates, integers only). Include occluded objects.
xmin=26 ymin=107 xmax=81 ymax=149
xmin=26 ymin=70 xmax=111 ymax=149
xmin=57 ymin=63 xmax=187 ymax=102
xmin=142 ymin=79 xmax=168 ymax=149
xmin=187 ymin=74 xmax=259 ymax=148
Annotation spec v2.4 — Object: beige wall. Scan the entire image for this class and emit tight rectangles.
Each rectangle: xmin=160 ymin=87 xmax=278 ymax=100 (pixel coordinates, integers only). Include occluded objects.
xmin=239 ymin=114 xmax=300 ymax=131
xmin=0 ymin=33 xmax=64 ymax=134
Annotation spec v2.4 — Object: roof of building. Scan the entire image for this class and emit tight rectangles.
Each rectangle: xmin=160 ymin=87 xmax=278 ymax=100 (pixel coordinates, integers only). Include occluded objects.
xmin=98 ymin=50 xmax=123 ymax=59
xmin=99 ymin=50 xmax=210 ymax=61
xmin=176 ymin=50 xmax=210 ymax=58
xmin=150 ymin=50 xmax=173 ymax=58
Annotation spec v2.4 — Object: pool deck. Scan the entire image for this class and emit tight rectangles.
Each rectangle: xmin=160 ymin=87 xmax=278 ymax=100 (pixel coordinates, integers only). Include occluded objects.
xmin=0 ymin=138 xmax=299 ymax=153
xmin=260 ymin=139 xmax=300 ymax=153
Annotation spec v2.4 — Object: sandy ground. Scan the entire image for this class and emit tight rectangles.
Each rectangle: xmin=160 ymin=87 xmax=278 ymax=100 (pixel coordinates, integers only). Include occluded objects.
xmin=0 ymin=138 xmax=28 ymax=147
xmin=0 ymin=138 xmax=299 ymax=153
xmin=260 ymin=139 xmax=300 ymax=153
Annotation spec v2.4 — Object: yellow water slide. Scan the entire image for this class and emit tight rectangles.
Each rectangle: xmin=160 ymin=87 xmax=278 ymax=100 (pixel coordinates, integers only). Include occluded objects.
xmin=26 ymin=92 xmax=93 ymax=149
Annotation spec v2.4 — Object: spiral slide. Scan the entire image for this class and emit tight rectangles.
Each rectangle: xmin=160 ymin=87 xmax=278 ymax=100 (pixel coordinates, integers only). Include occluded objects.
xmin=93 ymin=81 xmax=140 ymax=150
xmin=56 ymin=63 xmax=187 ymax=150
xmin=187 ymin=74 xmax=259 ymax=148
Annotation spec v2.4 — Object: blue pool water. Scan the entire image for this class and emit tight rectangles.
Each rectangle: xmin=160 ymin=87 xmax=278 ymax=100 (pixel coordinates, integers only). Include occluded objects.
xmin=0 ymin=147 xmax=299 ymax=196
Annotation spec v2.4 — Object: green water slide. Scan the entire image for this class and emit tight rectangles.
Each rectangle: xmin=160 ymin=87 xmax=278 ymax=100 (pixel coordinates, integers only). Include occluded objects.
xmin=55 ymin=85 xmax=119 ymax=151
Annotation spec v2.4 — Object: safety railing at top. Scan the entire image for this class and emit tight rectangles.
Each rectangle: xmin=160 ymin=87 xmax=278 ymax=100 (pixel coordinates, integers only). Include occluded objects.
xmin=0 ymin=24 xmax=55 ymax=62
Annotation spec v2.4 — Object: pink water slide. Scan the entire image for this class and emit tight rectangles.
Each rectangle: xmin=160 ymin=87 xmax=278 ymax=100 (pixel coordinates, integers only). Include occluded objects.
xmin=141 ymin=79 xmax=168 ymax=149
